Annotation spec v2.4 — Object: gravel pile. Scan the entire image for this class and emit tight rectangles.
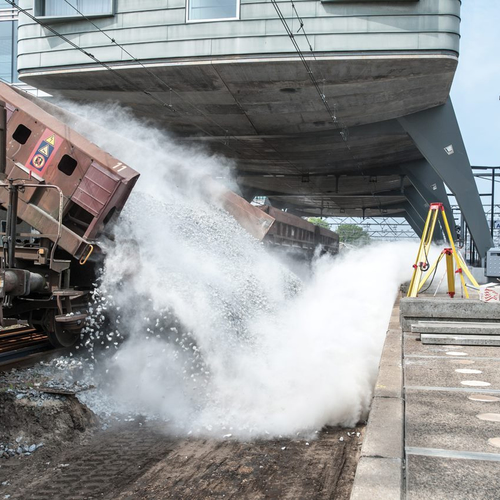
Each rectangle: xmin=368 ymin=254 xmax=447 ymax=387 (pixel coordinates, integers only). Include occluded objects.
xmin=0 ymin=439 xmax=43 ymax=459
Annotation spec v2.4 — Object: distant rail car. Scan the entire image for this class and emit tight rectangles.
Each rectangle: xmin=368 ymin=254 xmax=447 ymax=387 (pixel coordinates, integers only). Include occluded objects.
xmin=0 ymin=82 xmax=140 ymax=348
xmin=258 ymin=205 xmax=339 ymax=256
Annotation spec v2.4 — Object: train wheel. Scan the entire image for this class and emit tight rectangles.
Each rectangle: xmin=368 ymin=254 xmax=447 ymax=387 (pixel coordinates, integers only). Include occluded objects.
xmin=43 ymin=311 xmax=81 ymax=348
xmin=47 ymin=322 xmax=80 ymax=348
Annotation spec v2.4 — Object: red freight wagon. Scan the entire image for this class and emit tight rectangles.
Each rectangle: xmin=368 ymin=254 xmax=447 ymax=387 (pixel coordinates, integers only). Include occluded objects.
xmin=0 ymin=82 xmax=139 ymax=347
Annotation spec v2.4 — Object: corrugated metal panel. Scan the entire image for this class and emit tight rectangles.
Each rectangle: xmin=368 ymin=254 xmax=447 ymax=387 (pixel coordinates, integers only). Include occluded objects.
xmin=72 ymin=161 xmax=119 ymax=217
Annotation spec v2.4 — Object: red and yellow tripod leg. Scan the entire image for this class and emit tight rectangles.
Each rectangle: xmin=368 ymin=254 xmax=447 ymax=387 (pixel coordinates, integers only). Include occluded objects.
xmin=440 ymin=205 xmax=479 ymax=293
xmin=444 ymin=248 xmax=455 ymax=298
xmin=455 ymin=250 xmax=480 ymax=289
xmin=408 ymin=205 xmax=440 ymax=297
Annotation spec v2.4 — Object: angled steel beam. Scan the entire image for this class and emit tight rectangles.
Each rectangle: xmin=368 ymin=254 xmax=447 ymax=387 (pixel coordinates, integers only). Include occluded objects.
xmin=401 ymin=158 xmax=456 ymax=240
xmin=404 ymin=201 xmax=425 ymax=239
xmin=398 ymin=98 xmax=493 ymax=259
xmin=404 ymin=185 xmax=443 ymax=243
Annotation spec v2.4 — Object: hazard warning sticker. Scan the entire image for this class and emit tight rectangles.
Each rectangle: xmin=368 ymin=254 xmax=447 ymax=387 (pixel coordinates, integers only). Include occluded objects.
xmin=26 ymin=129 xmax=63 ymax=176
xmin=31 ymin=154 xmax=46 ymax=170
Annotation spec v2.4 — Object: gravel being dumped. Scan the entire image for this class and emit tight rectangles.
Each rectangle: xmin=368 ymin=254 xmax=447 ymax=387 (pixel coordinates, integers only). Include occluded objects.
xmin=69 ymin=192 xmax=306 ymax=435
xmin=7 ymin=100 xmax=414 ymax=442
xmin=0 ymin=100 xmax=418 ymax=447
xmin=1 ymin=187 xmax=415 ymax=445
xmin=1 ymin=190 xmax=305 ymax=438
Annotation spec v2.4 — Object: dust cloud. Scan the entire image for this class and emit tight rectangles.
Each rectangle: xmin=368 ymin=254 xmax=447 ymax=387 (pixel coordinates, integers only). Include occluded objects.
xmin=60 ymin=103 xmax=417 ymax=439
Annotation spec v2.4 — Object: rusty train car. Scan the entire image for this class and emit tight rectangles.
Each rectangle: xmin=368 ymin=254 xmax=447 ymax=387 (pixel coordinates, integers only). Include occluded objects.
xmin=258 ymin=205 xmax=339 ymax=256
xmin=0 ymin=82 xmax=139 ymax=347
xmin=0 ymin=82 xmax=338 ymax=351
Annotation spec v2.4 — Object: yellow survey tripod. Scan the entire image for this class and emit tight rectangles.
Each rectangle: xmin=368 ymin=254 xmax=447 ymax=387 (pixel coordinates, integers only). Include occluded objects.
xmin=407 ymin=202 xmax=479 ymax=298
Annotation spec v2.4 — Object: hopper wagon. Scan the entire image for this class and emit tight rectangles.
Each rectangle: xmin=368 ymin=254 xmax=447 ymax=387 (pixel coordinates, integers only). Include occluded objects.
xmin=258 ymin=205 xmax=339 ymax=256
xmin=0 ymin=82 xmax=139 ymax=348
xmin=0 ymin=82 xmax=338 ymax=351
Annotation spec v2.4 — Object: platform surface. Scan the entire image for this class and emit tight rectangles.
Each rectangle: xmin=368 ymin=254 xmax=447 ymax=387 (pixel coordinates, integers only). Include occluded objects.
xmin=403 ymin=301 xmax=500 ymax=499
xmin=353 ymin=297 xmax=500 ymax=499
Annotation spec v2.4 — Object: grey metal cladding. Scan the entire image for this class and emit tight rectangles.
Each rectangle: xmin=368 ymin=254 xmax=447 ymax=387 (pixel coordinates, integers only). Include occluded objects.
xmin=17 ymin=0 xmax=461 ymax=72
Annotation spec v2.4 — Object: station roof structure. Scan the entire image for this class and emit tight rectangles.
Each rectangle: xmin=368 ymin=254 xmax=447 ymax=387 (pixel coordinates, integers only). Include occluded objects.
xmin=12 ymin=0 xmax=494 ymax=256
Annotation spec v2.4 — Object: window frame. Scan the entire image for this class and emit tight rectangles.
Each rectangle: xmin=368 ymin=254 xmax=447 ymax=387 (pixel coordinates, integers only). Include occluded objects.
xmin=0 ymin=10 xmax=18 ymax=83
xmin=33 ymin=0 xmax=115 ymax=21
xmin=186 ymin=0 xmax=240 ymax=24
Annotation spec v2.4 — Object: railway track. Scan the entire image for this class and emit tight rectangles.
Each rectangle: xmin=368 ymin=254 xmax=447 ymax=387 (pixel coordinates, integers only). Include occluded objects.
xmin=0 ymin=325 xmax=56 ymax=370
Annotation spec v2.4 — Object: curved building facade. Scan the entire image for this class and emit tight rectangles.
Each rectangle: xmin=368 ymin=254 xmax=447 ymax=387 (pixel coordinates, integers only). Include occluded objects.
xmin=17 ymin=0 xmax=460 ymax=132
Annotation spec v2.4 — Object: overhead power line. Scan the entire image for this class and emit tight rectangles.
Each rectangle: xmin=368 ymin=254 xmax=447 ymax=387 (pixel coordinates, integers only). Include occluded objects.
xmin=269 ymin=0 xmax=367 ymax=181
xmin=9 ymin=0 xmax=382 ymax=209
xmin=270 ymin=1 xmax=340 ymax=132
xmin=7 ymin=0 xmax=308 ymax=177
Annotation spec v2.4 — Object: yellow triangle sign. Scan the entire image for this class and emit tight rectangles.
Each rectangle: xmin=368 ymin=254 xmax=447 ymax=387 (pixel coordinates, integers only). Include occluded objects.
xmin=45 ymin=134 xmax=55 ymax=146
xmin=38 ymin=144 xmax=50 ymax=156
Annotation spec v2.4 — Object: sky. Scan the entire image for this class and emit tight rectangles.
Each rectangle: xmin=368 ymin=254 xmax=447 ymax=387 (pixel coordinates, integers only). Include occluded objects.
xmin=449 ymin=1 xmax=500 ymax=222
xmin=451 ymin=1 xmax=500 ymax=170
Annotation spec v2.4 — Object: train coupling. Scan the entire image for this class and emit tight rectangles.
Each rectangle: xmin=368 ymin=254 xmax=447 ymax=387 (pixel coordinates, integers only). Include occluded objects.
xmin=0 ymin=269 xmax=45 ymax=298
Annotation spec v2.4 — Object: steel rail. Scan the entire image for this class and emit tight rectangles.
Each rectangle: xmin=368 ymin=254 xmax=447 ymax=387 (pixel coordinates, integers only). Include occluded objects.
xmin=0 ymin=325 xmax=55 ymax=370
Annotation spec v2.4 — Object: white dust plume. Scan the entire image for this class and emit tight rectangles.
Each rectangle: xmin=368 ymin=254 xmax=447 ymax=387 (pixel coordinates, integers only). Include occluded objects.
xmin=55 ymin=102 xmax=418 ymax=438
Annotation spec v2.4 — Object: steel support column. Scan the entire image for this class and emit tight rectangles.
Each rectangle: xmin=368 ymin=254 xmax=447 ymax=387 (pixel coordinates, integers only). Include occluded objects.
xmin=404 ymin=186 xmax=443 ymax=242
xmin=398 ymin=98 xmax=493 ymax=259
xmin=401 ymin=159 xmax=456 ymax=241
xmin=404 ymin=202 xmax=425 ymax=238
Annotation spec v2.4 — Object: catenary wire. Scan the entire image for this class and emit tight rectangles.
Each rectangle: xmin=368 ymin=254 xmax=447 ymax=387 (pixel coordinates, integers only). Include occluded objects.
xmin=7 ymin=0 xmax=308 ymax=177
xmin=271 ymin=0 xmax=368 ymax=179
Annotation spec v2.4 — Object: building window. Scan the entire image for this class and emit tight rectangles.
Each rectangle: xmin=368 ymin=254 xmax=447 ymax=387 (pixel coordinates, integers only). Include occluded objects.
xmin=187 ymin=0 xmax=239 ymax=22
xmin=0 ymin=7 xmax=18 ymax=83
xmin=34 ymin=0 xmax=114 ymax=19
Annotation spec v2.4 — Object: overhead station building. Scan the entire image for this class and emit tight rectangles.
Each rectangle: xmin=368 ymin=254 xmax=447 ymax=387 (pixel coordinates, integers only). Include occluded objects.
xmin=14 ymin=0 xmax=493 ymax=258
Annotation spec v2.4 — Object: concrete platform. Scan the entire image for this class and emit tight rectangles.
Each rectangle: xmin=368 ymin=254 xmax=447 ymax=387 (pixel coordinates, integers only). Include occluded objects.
xmin=406 ymin=454 xmax=500 ymax=500
xmin=351 ymin=295 xmax=500 ymax=499
xmin=411 ymin=321 xmax=500 ymax=335
xmin=400 ymin=297 xmax=500 ymax=331
xmin=405 ymin=389 xmax=500 ymax=453
xmin=420 ymin=334 xmax=500 ymax=346
xmin=404 ymin=355 xmax=500 ymax=390
xmin=404 ymin=333 xmax=500 ymax=359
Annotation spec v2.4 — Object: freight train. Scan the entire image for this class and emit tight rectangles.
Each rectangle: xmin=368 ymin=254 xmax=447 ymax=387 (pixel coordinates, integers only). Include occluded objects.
xmin=0 ymin=82 xmax=140 ymax=348
xmin=0 ymin=82 xmax=338 ymax=349
xmin=258 ymin=205 xmax=339 ymax=256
